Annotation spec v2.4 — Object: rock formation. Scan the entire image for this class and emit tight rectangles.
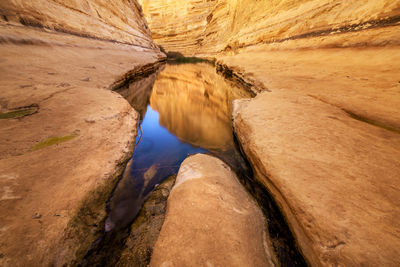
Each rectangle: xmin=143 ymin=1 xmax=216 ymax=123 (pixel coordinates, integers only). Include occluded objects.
xmin=150 ymin=154 xmax=275 ymax=266
xmin=139 ymin=0 xmax=400 ymax=266
xmin=1 ymin=0 xmax=400 ymax=266
xmin=0 ymin=1 xmax=164 ymax=266
xmin=139 ymin=0 xmax=400 ymax=54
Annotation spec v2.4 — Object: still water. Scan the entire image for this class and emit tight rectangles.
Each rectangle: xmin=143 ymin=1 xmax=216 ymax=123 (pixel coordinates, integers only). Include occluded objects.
xmin=106 ymin=63 xmax=252 ymax=231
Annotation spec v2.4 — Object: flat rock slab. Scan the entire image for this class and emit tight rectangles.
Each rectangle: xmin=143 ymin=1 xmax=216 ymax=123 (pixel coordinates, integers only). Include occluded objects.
xmin=218 ymin=47 xmax=400 ymax=131
xmin=233 ymin=91 xmax=400 ymax=266
xmin=0 ymin=25 xmax=163 ymax=266
xmin=150 ymin=154 xmax=275 ymax=267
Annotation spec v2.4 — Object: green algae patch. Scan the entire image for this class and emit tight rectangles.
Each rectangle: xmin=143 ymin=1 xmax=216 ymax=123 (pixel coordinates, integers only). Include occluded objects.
xmin=32 ymin=133 xmax=78 ymax=151
xmin=0 ymin=106 xmax=38 ymax=119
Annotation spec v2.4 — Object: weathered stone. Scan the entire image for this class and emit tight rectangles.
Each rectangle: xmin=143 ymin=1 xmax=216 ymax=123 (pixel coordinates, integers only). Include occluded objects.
xmin=233 ymin=91 xmax=400 ymax=266
xmin=0 ymin=1 xmax=164 ymax=266
xmin=139 ymin=0 xmax=400 ymax=55
xmin=0 ymin=0 xmax=158 ymax=49
xmin=150 ymin=154 xmax=275 ymax=267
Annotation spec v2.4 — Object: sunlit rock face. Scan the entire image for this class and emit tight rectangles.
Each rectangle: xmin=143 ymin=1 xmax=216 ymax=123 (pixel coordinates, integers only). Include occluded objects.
xmin=138 ymin=1 xmax=400 ymax=267
xmin=139 ymin=0 xmax=400 ymax=55
xmin=150 ymin=63 xmax=251 ymax=150
xmin=0 ymin=1 xmax=164 ymax=266
xmin=0 ymin=0 xmax=157 ymax=48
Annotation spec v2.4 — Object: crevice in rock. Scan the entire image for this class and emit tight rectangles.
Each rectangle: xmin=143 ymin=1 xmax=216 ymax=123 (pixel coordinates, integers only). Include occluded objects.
xmin=343 ymin=109 xmax=400 ymax=134
xmin=79 ymin=175 xmax=176 ymax=267
xmin=215 ymin=62 xmax=269 ymax=95
xmin=308 ymin=94 xmax=400 ymax=134
xmin=109 ymin=60 xmax=166 ymax=91
xmin=230 ymin=131 xmax=309 ymax=266
xmin=212 ymin=61 xmax=308 ymax=265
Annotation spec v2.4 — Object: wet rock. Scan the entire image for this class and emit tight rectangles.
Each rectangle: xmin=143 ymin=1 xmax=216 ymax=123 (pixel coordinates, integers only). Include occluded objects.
xmin=150 ymin=154 xmax=276 ymax=266
xmin=116 ymin=175 xmax=176 ymax=267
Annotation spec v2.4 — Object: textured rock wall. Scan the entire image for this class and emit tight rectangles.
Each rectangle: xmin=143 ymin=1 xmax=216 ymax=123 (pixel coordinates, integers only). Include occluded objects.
xmin=0 ymin=0 xmax=158 ymax=49
xmin=139 ymin=0 xmax=400 ymax=55
xmin=137 ymin=1 xmax=400 ymax=266
xmin=0 ymin=0 xmax=164 ymax=266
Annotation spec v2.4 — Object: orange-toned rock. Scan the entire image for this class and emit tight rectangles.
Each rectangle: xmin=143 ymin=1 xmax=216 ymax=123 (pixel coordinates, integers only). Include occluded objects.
xmin=150 ymin=154 xmax=275 ymax=266
xmin=233 ymin=91 xmax=400 ymax=266
xmin=0 ymin=1 xmax=164 ymax=266
xmin=0 ymin=0 xmax=158 ymax=49
xmin=139 ymin=0 xmax=400 ymax=55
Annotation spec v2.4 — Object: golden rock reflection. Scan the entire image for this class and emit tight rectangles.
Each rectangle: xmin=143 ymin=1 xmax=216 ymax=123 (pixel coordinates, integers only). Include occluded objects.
xmin=150 ymin=63 xmax=251 ymax=151
xmin=107 ymin=62 xmax=252 ymax=233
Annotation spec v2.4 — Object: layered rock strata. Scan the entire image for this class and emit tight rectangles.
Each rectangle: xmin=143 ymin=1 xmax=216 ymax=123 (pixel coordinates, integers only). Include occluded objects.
xmin=0 ymin=1 xmax=164 ymax=266
xmin=150 ymin=154 xmax=276 ymax=266
xmin=139 ymin=0 xmax=400 ymax=55
xmin=0 ymin=0 xmax=158 ymax=48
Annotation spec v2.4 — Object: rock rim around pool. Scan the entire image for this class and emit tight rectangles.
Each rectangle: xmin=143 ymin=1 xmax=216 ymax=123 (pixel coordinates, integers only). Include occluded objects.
xmin=233 ymin=91 xmax=400 ymax=266
xmin=150 ymin=153 xmax=276 ymax=267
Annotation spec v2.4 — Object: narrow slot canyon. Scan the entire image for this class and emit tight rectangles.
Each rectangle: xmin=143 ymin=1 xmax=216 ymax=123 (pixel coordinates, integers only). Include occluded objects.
xmin=0 ymin=1 xmax=400 ymax=266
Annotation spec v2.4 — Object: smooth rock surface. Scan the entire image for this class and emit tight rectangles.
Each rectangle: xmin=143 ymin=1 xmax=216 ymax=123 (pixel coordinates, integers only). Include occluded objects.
xmin=0 ymin=1 xmax=164 ymax=265
xmin=218 ymin=47 xmax=400 ymax=131
xmin=150 ymin=154 xmax=275 ymax=267
xmin=233 ymin=91 xmax=400 ymax=266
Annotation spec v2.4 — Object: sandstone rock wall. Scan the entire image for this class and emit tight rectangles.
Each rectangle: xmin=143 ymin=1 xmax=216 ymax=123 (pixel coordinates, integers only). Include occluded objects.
xmin=0 ymin=0 xmax=164 ymax=266
xmin=137 ymin=1 xmax=400 ymax=266
xmin=0 ymin=0 xmax=158 ymax=49
xmin=139 ymin=0 xmax=400 ymax=55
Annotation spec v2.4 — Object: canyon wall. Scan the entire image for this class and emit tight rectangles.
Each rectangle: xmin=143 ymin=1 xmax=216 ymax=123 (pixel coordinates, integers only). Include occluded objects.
xmin=138 ymin=0 xmax=400 ymax=266
xmin=0 ymin=1 xmax=164 ymax=266
xmin=0 ymin=0 xmax=158 ymax=49
xmin=139 ymin=0 xmax=400 ymax=55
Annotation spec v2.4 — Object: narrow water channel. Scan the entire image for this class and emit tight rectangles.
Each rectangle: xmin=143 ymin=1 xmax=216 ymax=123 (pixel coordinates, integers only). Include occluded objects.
xmin=82 ymin=62 xmax=306 ymax=266
xmin=107 ymin=62 xmax=252 ymax=233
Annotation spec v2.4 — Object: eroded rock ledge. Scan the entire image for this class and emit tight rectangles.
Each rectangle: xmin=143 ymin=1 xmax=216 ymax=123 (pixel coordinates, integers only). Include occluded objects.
xmin=233 ymin=91 xmax=400 ymax=266
xmin=0 ymin=1 xmax=165 ymax=265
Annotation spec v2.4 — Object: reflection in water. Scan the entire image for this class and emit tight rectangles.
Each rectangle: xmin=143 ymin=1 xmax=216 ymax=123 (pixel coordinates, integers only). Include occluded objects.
xmin=150 ymin=64 xmax=250 ymax=150
xmin=106 ymin=63 xmax=252 ymax=232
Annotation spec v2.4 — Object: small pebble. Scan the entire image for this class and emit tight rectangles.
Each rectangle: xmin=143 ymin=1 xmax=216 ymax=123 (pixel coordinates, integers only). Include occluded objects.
xmin=32 ymin=213 xmax=41 ymax=219
xmin=85 ymin=118 xmax=95 ymax=123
